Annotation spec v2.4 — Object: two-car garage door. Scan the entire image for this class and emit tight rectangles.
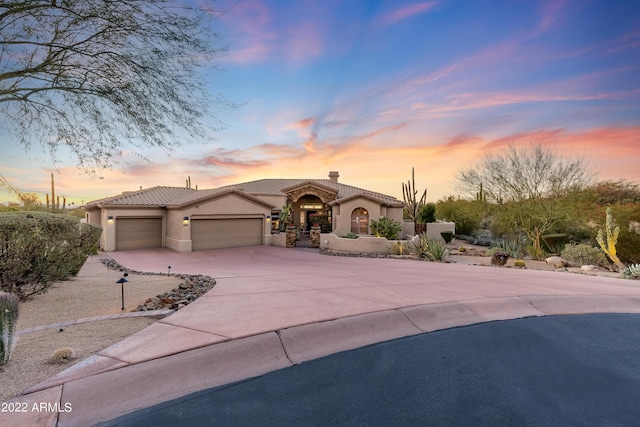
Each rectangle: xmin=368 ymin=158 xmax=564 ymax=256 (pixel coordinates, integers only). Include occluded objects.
xmin=191 ymin=218 xmax=263 ymax=251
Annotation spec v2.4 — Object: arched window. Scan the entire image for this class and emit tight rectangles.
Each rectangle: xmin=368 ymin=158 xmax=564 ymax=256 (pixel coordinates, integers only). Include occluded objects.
xmin=351 ymin=208 xmax=369 ymax=234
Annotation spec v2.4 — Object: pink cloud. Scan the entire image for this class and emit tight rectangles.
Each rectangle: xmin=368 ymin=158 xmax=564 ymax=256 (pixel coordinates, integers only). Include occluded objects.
xmin=375 ymin=2 xmax=437 ymax=27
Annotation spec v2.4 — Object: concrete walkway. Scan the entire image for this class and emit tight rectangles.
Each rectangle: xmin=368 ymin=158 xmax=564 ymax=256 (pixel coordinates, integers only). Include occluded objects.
xmin=4 ymin=246 xmax=640 ymax=427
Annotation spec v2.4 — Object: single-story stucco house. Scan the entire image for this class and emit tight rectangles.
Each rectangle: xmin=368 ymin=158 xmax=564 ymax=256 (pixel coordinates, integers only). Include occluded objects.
xmin=83 ymin=171 xmax=406 ymax=252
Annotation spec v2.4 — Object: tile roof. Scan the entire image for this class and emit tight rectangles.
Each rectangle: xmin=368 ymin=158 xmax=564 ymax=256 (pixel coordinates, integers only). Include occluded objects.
xmin=83 ymin=186 xmax=197 ymax=208
xmin=84 ymin=179 xmax=404 ymax=208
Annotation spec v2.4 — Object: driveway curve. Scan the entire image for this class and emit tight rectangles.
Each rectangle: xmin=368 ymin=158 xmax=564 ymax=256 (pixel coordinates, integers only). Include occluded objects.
xmin=5 ymin=246 xmax=640 ymax=427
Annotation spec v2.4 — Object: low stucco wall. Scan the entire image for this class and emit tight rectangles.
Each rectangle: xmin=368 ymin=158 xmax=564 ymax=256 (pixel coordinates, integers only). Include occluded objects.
xmin=403 ymin=221 xmax=456 ymax=243
xmin=269 ymin=232 xmax=287 ymax=248
xmin=320 ymin=233 xmax=402 ymax=254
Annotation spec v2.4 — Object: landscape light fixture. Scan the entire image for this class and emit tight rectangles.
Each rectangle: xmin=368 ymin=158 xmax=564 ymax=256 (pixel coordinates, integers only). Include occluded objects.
xmin=168 ymin=266 xmax=172 ymax=276
xmin=116 ymin=276 xmax=129 ymax=311
xmin=183 ymin=216 xmax=189 ymax=226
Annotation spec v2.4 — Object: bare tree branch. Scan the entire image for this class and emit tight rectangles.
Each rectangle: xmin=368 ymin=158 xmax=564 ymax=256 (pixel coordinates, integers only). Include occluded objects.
xmin=0 ymin=0 xmax=233 ymax=171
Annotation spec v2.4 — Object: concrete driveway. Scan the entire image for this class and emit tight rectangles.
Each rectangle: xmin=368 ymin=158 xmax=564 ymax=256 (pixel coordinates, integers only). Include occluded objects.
xmin=6 ymin=246 xmax=640 ymax=427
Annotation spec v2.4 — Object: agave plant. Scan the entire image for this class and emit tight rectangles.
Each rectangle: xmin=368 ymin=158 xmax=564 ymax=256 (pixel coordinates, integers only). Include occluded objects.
xmin=622 ymin=264 xmax=640 ymax=280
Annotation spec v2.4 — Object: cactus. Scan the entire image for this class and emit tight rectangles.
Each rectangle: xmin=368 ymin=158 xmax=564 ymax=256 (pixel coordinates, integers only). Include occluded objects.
xmin=596 ymin=207 xmax=625 ymax=271
xmin=49 ymin=347 xmax=77 ymax=364
xmin=0 ymin=292 xmax=20 ymax=365
xmin=402 ymin=167 xmax=427 ymax=233
xmin=514 ymin=259 xmax=526 ymax=268
xmin=622 ymin=264 xmax=640 ymax=280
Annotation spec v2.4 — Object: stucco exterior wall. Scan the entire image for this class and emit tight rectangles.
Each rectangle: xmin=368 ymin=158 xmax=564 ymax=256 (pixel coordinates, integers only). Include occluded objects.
xmin=320 ymin=233 xmax=399 ymax=254
xmin=333 ymin=198 xmax=383 ymax=237
xmin=403 ymin=221 xmax=456 ymax=243
xmin=100 ymin=207 xmax=167 ymax=251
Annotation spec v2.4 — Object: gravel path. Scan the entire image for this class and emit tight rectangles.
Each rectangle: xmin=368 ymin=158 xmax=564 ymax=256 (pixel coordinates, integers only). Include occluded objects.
xmin=1 ymin=255 xmax=184 ymax=401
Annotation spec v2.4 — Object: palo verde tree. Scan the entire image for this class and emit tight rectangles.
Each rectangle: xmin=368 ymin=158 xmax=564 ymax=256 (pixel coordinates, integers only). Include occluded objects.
xmin=0 ymin=0 xmax=231 ymax=171
xmin=456 ymin=144 xmax=592 ymax=259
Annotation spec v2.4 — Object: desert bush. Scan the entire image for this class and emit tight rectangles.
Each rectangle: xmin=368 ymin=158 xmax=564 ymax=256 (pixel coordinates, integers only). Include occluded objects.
xmin=622 ymin=264 xmax=640 ymax=280
xmin=309 ymin=214 xmax=331 ymax=233
xmin=496 ymin=235 xmax=527 ymax=258
xmin=418 ymin=203 xmax=436 ymax=224
xmin=0 ymin=292 xmax=19 ymax=365
xmin=0 ymin=212 xmax=102 ymax=300
xmin=410 ymin=233 xmax=449 ymax=261
xmin=440 ymin=231 xmax=454 ymax=244
xmin=370 ymin=217 xmax=402 ymax=240
xmin=391 ymin=241 xmax=407 ymax=255
xmin=491 ymin=251 xmax=509 ymax=266
xmin=561 ymin=244 xmax=609 ymax=267
xmin=436 ymin=197 xmax=482 ymax=236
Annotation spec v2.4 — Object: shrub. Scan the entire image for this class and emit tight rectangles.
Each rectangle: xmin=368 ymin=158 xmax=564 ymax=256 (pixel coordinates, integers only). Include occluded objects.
xmin=342 ymin=232 xmax=359 ymax=239
xmin=409 ymin=233 xmax=449 ymax=261
xmin=0 ymin=292 xmax=19 ymax=365
xmin=309 ymin=214 xmax=331 ymax=233
xmin=391 ymin=242 xmax=407 ymax=255
xmin=496 ymin=236 xmax=526 ymax=258
xmin=561 ymin=243 xmax=609 ymax=267
xmin=370 ymin=217 xmax=402 ymax=240
xmin=622 ymin=264 xmax=640 ymax=280
xmin=440 ymin=231 xmax=454 ymax=244
xmin=491 ymin=251 xmax=509 ymax=266
xmin=418 ymin=203 xmax=436 ymax=223
xmin=0 ymin=212 xmax=102 ymax=300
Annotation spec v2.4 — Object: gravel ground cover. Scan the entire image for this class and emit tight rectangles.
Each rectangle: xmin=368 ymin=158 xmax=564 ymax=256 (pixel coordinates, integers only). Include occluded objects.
xmin=1 ymin=255 xmax=183 ymax=401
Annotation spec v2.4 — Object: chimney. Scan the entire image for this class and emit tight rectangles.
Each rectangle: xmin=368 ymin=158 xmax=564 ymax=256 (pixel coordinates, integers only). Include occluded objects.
xmin=329 ymin=171 xmax=339 ymax=183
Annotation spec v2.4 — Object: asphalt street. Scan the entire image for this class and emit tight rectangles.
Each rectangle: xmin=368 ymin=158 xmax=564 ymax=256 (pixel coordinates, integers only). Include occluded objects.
xmin=97 ymin=313 xmax=640 ymax=427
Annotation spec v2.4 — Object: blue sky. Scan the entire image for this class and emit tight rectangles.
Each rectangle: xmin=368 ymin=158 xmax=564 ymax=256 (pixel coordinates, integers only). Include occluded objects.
xmin=1 ymin=0 xmax=639 ymax=205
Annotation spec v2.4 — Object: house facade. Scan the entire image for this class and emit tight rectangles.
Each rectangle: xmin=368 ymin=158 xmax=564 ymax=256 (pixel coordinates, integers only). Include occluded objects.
xmin=83 ymin=171 xmax=405 ymax=252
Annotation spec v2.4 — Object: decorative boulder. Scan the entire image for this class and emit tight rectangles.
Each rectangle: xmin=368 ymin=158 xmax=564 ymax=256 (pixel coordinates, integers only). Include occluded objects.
xmin=546 ymin=256 xmax=569 ymax=268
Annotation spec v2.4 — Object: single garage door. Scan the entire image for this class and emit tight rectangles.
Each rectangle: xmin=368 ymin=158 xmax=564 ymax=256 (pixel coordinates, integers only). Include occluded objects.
xmin=191 ymin=218 xmax=262 ymax=251
xmin=116 ymin=218 xmax=163 ymax=251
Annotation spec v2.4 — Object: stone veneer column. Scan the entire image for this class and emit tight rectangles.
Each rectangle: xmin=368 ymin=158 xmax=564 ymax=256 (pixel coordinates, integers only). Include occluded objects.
xmin=286 ymin=225 xmax=297 ymax=248
xmin=310 ymin=226 xmax=321 ymax=248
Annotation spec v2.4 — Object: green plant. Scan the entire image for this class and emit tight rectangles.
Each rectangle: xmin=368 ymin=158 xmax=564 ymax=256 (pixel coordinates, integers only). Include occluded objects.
xmin=309 ymin=214 xmax=331 ymax=233
xmin=418 ymin=203 xmax=436 ymax=223
xmin=622 ymin=264 xmax=640 ymax=280
xmin=342 ymin=232 xmax=359 ymax=239
xmin=391 ymin=242 xmax=407 ymax=255
xmin=514 ymin=259 xmax=526 ymax=268
xmin=491 ymin=251 xmax=509 ymax=266
xmin=0 ymin=212 xmax=102 ymax=299
xmin=596 ymin=207 xmax=625 ymax=270
xmin=279 ymin=204 xmax=293 ymax=231
xmin=458 ymin=246 xmax=467 ymax=252
xmin=370 ymin=217 xmax=402 ymax=240
xmin=0 ymin=292 xmax=19 ymax=365
xmin=496 ymin=236 xmax=526 ymax=258
xmin=409 ymin=233 xmax=449 ymax=261
xmin=561 ymin=244 xmax=609 ymax=267
xmin=440 ymin=231 xmax=454 ymax=244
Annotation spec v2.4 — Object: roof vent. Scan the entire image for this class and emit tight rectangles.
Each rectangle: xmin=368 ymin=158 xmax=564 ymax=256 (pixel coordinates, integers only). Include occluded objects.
xmin=329 ymin=171 xmax=339 ymax=183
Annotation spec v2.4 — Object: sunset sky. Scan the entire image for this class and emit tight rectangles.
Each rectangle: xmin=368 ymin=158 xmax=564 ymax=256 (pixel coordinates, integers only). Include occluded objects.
xmin=1 ymin=0 xmax=639 ymax=206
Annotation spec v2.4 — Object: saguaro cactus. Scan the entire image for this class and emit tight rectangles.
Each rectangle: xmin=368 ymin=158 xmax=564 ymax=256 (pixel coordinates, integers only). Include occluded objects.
xmin=402 ymin=167 xmax=427 ymax=233
xmin=596 ymin=207 xmax=625 ymax=271
xmin=0 ymin=292 xmax=20 ymax=365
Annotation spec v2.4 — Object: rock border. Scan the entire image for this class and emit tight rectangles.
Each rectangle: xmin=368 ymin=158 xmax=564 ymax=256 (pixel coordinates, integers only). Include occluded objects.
xmin=100 ymin=259 xmax=216 ymax=311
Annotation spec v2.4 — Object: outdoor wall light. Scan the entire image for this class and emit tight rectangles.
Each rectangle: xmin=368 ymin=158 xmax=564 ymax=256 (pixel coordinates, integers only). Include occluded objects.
xmin=107 ymin=216 xmax=114 ymax=222
xmin=183 ymin=216 xmax=189 ymax=226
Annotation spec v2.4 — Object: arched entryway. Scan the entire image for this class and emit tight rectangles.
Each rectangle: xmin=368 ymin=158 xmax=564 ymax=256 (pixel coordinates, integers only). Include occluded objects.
xmin=351 ymin=207 xmax=369 ymax=234
xmin=295 ymin=194 xmax=324 ymax=231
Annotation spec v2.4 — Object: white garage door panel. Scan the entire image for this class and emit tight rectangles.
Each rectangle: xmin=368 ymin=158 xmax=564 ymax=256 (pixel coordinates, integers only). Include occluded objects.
xmin=191 ymin=218 xmax=262 ymax=251
xmin=116 ymin=218 xmax=162 ymax=250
